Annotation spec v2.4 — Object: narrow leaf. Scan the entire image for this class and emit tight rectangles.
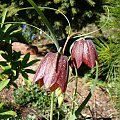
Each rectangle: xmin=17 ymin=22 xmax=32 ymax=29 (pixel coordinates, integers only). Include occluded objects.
xmin=21 ymin=53 xmax=30 ymax=67
xmin=25 ymin=59 xmax=39 ymax=67
xmin=0 ymin=103 xmax=4 ymax=108
xmin=27 ymin=0 xmax=60 ymax=51
xmin=0 ymin=111 xmax=16 ymax=116
xmin=69 ymin=112 xmax=77 ymax=120
xmin=75 ymin=92 xmax=92 ymax=116
xmin=25 ymin=69 xmax=35 ymax=74
xmin=0 ymin=61 xmax=7 ymax=66
xmin=1 ymin=9 xmax=7 ymax=28
xmin=1 ymin=53 xmax=9 ymax=61
xmin=4 ymin=24 xmax=20 ymax=36
xmin=0 ymin=79 xmax=10 ymax=91
xmin=74 ymin=62 xmax=98 ymax=118
xmin=3 ymin=24 xmax=12 ymax=33
xmin=21 ymin=71 xmax=28 ymax=80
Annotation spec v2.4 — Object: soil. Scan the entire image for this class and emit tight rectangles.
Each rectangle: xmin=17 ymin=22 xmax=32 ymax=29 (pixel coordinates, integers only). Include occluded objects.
xmin=0 ymin=42 xmax=120 ymax=120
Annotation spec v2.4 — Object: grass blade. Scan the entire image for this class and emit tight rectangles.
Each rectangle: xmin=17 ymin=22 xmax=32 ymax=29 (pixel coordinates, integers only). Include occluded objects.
xmin=1 ymin=9 xmax=7 ymax=28
xmin=27 ymin=0 xmax=60 ymax=51
xmin=0 ymin=79 xmax=10 ymax=91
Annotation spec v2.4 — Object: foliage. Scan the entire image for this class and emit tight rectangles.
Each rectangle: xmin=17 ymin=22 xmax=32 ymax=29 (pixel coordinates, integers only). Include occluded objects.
xmin=0 ymin=102 xmax=16 ymax=119
xmin=107 ymin=77 xmax=120 ymax=112
xmin=94 ymin=0 xmax=120 ymax=110
xmin=21 ymin=24 xmax=35 ymax=44
xmin=99 ymin=0 xmax=120 ymax=42
xmin=95 ymin=38 xmax=120 ymax=81
xmin=94 ymin=37 xmax=120 ymax=111
xmin=0 ymin=45 xmax=39 ymax=87
xmin=0 ymin=9 xmax=29 ymax=45
xmin=0 ymin=7 xmax=39 ymax=88
xmin=0 ymin=5 xmax=39 ymax=120
xmin=0 ymin=79 xmax=10 ymax=92
xmin=0 ymin=9 xmax=20 ymax=43
xmin=13 ymin=84 xmax=67 ymax=119
xmin=0 ymin=0 xmax=106 ymax=39
xmin=0 ymin=0 xmax=119 ymax=119
xmin=96 ymin=20 xmax=120 ymax=113
xmin=14 ymin=84 xmax=50 ymax=107
xmin=0 ymin=72 xmax=16 ymax=119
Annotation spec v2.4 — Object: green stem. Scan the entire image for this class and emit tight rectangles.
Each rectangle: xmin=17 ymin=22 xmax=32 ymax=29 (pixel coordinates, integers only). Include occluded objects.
xmin=72 ymin=67 xmax=78 ymax=113
xmin=50 ymin=92 xmax=54 ymax=120
xmin=57 ymin=111 xmax=60 ymax=120
xmin=75 ymin=61 xmax=98 ymax=117
xmin=18 ymin=6 xmax=71 ymax=35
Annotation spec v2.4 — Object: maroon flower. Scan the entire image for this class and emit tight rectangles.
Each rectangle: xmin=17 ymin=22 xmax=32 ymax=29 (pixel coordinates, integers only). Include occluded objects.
xmin=33 ymin=52 xmax=68 ymax=93
xmin=71 ymin=38 xmax=98 ymax=68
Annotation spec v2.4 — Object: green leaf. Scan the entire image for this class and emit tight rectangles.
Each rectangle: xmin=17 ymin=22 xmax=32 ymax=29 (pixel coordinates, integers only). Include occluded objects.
xmin=10 ymin=28 xmax=22 ymax=35
xmin=21 ymin=71 xmax=28 ymax=80
xmin=69 ymin=112 xmax=76 ymax=120
xmin=0 ymin=79 xmax=10 ymax=91
xmin=1 ymin=44 xmax=12 ymax=61
xmin=13 ymin=51 xmax=21 ymax=61
xmin=2 ymin=69 xmax=13 ymax=75
xmin=5 ymin=44 xmax=12 ymax=58
xmin=21 ymin=53 xmax=30 ymax=67
xmin=1 ymin=53 xmax=9 ymax=61
xmin=25 ymin=69 xmax=35 ymax=74
xmin=3 ymin=24 xmax=12 ymax=33
xmin=74 ymin=62 xmax=98 ymax=118
xmin=1 ymin=9 xmax=7 ymax=28
xmin=75 ymin=92 xmax=92 ymax=116
xmin=2 ymin=66 xmax=11 ymax=71
xmin=0 ymin=103 xmax=4 ymax=108
xmin=27 ymin=0 xmax=60 ymax=51
xmin=0 ymin=61 xmax=7 ymax=66
xmin=4 ymin=24 xmax=20 ymax=36
xmin=0 ymin=110 xmax=16 ymax=116
xmin=91 ymin=61 xmax=98 ymax=94
xmin=10 ymin=81 xmax=18 ymax=88
xmin=25 ymin=59 xmax=39 ymax=67
xmin=87 ymin=0 xmax=95 ymax=6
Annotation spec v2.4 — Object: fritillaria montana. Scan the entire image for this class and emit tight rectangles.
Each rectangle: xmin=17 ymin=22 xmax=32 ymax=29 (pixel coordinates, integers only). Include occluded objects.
xmin=33 ymin=52 xmax=68 ymax=93
xmin=71 ymin=38 xmax=98 ymax=69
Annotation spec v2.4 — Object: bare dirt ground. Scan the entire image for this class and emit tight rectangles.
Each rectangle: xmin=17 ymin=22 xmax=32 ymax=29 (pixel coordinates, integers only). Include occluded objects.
xmin=0 ymin=43 xmax=120 ymax=119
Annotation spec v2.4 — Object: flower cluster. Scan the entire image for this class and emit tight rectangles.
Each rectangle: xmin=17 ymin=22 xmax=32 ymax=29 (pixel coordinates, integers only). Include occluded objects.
xmin=33 ymin=38 xmax=97 ymax=92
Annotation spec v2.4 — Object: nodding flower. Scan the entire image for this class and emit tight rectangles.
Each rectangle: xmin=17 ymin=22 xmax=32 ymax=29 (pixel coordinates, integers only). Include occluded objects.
xmin=71 ymin=38 xmax=98 ymax=69
xmin=33 ymin=52 xmax=68 ymax=93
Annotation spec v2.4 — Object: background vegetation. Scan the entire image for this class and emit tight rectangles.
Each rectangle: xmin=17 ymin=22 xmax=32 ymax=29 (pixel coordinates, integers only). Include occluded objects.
xmin=0 ymin=0 xmax=120 ymax=119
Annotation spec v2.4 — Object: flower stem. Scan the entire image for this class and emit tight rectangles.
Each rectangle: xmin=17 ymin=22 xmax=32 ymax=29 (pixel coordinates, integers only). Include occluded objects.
xmin=50 ymin=92 xmax=54 ymax=120
xmin=72 ymin=68 xmax=78 ymax=113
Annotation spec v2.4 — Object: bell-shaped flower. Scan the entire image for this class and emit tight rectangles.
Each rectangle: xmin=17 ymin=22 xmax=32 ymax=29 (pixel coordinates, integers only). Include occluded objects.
xmin=33 ymin=52 xmax=68 ymax=93
xmin=71 ymin=38 xmax=97 ymax=68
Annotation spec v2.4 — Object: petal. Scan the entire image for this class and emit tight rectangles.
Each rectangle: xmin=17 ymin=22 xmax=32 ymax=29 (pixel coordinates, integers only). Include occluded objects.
xmin=44 ymin=53 xmax=68 ymax=92
xmin=83 ymin=40 xmax=97 ymax=68
xmin=71 ymin=39 xmax=84 ymax=68
xmin=56 ymin=55 xmax=68 ymax=93
xmin=37 ymin=79 xmax=44 ymax=87
xmin=43 ymin=53 xmax=58 ymax=89
xmin=49 ymin=83 xmax=59 ymax=92
xmin=33 ymin=52 xmax=52 ymax=83
xmin=34 ymin=52 xmax=68 ymax=92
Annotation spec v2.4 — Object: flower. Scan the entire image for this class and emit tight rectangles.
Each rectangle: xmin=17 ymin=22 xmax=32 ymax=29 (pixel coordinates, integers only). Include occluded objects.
xmin=33 ymin=52 xmax=68 ymax=93
xmin=71 ymin=38 xmax=98 ymax=68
